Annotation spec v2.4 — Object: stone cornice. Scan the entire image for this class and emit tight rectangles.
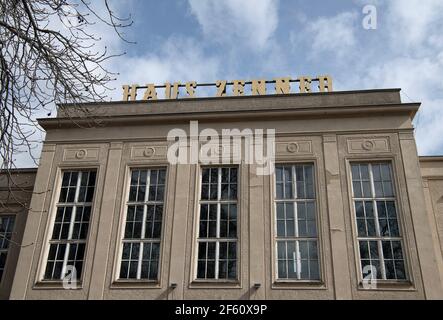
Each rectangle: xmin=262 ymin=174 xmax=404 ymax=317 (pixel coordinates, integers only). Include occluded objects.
xmin=39 ymin=102 xmax=420 ymax=130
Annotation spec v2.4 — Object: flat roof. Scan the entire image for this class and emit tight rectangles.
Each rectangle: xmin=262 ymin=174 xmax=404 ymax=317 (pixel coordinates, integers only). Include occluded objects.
xmin=36 ymin=88 xmax=420 ymax=130
xmin=419 ymin=156 xmax=443 ymax=162
xmin=0 ymin=168 xmax=38 ymax=174
xmin=57 ymin=88 xmax=404 ymax=108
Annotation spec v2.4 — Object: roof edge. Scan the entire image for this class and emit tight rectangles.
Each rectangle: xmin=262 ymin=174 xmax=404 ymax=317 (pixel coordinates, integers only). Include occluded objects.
xmin=419 ymin=156 xmax=443 ymax=162
xmin=38 ymin=102 xmax=420 ymax=130
xmin=57 ymin=88 xmax=403 ymax=108
xmin=0 ymin=168 xmax=38 ymax=174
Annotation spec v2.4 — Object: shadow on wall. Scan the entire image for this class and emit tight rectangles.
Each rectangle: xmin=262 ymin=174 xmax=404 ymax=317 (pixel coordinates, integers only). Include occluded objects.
xmin=154 ymin=284 xmax=261 ymax=300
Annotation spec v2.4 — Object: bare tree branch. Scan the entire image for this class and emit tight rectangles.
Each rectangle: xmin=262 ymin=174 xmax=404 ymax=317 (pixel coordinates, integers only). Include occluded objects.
xmin=0 ymin=0 xmax=133 ymax=209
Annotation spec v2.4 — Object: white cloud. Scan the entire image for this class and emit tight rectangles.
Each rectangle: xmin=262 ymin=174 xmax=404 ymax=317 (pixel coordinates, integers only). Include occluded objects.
xmin=12 ymin=0 xmax=443 ymax=168
xmin=360 ymin=1 xmax=443 ymax=155
xmin=295 ymin=12 xmax=358 ymax=58
xmin=291 ymin=1 xmax=443 ymax=155
xmin=188 ymin=0 xmax=279 ymax=50
xmin=111 ymin=36 xmax=220 ymax=100
xmin=415 ymin=99 xmax=443 ymax=154
xmin=338 ymin=1 xmax=443 ymax=154
xmin=362 ymin=57 xmax=443 ymax=99
xmin=353 ymin=56 xmax=443 ymax=154
xmin=386 ymin=0 xmax=443 ymax=49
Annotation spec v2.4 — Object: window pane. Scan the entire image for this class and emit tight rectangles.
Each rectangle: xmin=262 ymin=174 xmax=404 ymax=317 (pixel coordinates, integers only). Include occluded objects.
xmin=221 ymin=168 xmax=229 ymax=182
xmin=140 ymin=242 xmax=160 ymax=280
xmin=300 ymin=240 xmax=320 ymax=280
xmin=45 ymin=171 xmax=96 ymax=281
xmin=221 ymin=183 xmax=229 ymax=200
xmin=276 ymin=183 xmax=284 ymax=199
xmin=394 ymin=260 xmax=406 ymax=280
xmin=229 ymin=183 xmax=237 ymax=200
xmin=228 ymin=211 xmax=237 ymax=238
xmin=0 ymin=216 xmax=15 ymax=250
xmin=355 ymin=201 xmax=376 ymax=237
xmin=382 ymin=240 xmax=406 ymax=280
xmin=0 ymin=216 xmax=15 ymax=282
xmin=207 ymin=242 xmax=216 ymax=260
xmin=66 ymin=243 xmax=86 ymax=277
xmin=351 ymin=164 xmax=360 ymax=180
xmin=278 ymin=259 xmax=287 ymax=278
xmin=120 ymin=242 xmax=140 ymax=279
xmin=353 ymin=181 xmax=362 ymax=198
xmin=381 ymin=164 xmax=391 ymax=181
xmin=352 ymin=163 xmax=405 ymax=281
xmin=297 ymin=202 xmax=316 ymax=237
xmin=304 ymin=165 xmax=315 ymax=199
xmin=218 ymin=242 xmax=237 ymax=280
xmin=206 ymin=261 xmax=215 ymax=279
xmin=355 ymin=201 xmax=364 ymax=217
xmin=197 ymin=167 xmax=238 ymax=280
xmin=44 ymin=243 xmax=67 ymax=280
xmin=210 ymin=183 xmax=218 ymax=200
xmin=148 ymin=261 xmax=159 ymax=280
xmin=360 ymin=165 xmax=369 ymax=180
xmin=361 ymin=259 xmax=381 ymax=280
xmin=277 ymin=220 xmax=286 ymax=237
xmin=119 ymin=168 xmax=166 ymax=280
xmin=276 ymin=240 xmax=320 ymax=280
xmin=352 ymin=174 xmax=403 ymax=287
xmin=359 ymin=241 xmax=369 ymax=259
xmin=383 ymin=182 xmax=394 ymax=197
xmin=274 ymin=164 xmax=318 ymax=281
xmin=277 ymin=241 xmax=286 ymax=260
xmin=202 ymin=168 xmax=210 ymax=184
xmin=377 ymin=201 xmax=400 ymax=237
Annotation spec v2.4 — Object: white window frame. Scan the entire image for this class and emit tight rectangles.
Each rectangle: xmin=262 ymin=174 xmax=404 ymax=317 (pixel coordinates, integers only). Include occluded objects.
xmin=273 ymin=163 xmax=321 ymax=281
xmin=0 ymin=215 xmax=15 ymax=283
xmin=43 ymin=170 xmax=96 ymax=281
xmin=196 ymin=166 xmax=239 ymax=281
xmin=350 ymin=161 xmax=407 ymax=281
xmin=117 ymin=167 xmax=167 ymax=281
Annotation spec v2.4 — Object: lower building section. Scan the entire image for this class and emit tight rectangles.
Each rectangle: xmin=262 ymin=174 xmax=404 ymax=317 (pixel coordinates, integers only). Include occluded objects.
xmin=1 ymin=90 xmax=443 ymax=299
xmin=2 ymin=153 xmax=443 ymax=299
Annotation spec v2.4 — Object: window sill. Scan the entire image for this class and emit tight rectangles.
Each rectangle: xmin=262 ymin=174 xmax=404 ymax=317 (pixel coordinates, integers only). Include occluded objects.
xmin=189 ymin=279 xmax=242 ymax=289
xmin=272 ymin=280 xmax=326 ymax=290
xmin=33 ymin=280 xmax=83 ymax=290
xmin=357 ymin=280 xmax=415 ymax=291
xmin=110 ymin=279 xmax=162 ymax=289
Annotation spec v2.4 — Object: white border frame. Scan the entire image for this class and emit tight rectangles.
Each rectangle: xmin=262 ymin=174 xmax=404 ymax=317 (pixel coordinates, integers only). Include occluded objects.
xmin=270 ymin=160 xmax=324 ymax=285
xmin=36 ymin=165 xmax=100 ymax=286
xmin=112 ymin=164 xmax=169 ymax=285
xmin=191 ymin=164 xmax=241 ymax=284
xmin=345 ymin=157 xmax=413 ymax=288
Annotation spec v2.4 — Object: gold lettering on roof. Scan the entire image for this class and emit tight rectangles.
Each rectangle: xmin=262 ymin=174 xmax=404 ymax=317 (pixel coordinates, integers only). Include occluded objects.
xmin=251 ymin=79 xmax=266 ymax=95
xmin=121 ymin=75 xmax=333 ymax=101
xmin=298 ymin=76 xmax=312 ymax=93
xmin=122 ymin=84 xmax=139 ymax=101
xmin=274 ymin=77 xmax=291 ymax=94
xmin=164 ymin=82 xmax=171 ymax=99
xmin=232 ymin=80 xmax=245 ymax=96
xmin=142 ymin=84 xmax=157 ymax=100
xmin=122 ymin=85 xmax=130 ymax=101
xmin=165 ymin=82 xmax=180 ymax=99
xmin=318 ymin=75 xmax=333 ymax=92
xmin=185 ymin=81 xmax=197 ymax=98
xmin=216 ymin=80 xmax=227 ymax=97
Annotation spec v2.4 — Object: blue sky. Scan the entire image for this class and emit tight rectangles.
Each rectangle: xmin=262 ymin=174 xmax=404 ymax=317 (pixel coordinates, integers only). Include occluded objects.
xmin=16 ymin=0 xmax=443 ymax=167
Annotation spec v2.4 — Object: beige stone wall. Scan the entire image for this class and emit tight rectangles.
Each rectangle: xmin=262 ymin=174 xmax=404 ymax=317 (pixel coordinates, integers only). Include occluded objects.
xmin=419 ymin=157 xmax=443 ymax=292
xmin=0 ymin=169 xmax=36 ymax=299
xmin=6 ymin=90 xmax=443 ymax=299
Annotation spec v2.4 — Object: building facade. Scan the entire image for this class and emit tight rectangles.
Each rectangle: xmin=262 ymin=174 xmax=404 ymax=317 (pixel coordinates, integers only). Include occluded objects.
xmin=1 ymin=88 xmax=443 ymax=299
